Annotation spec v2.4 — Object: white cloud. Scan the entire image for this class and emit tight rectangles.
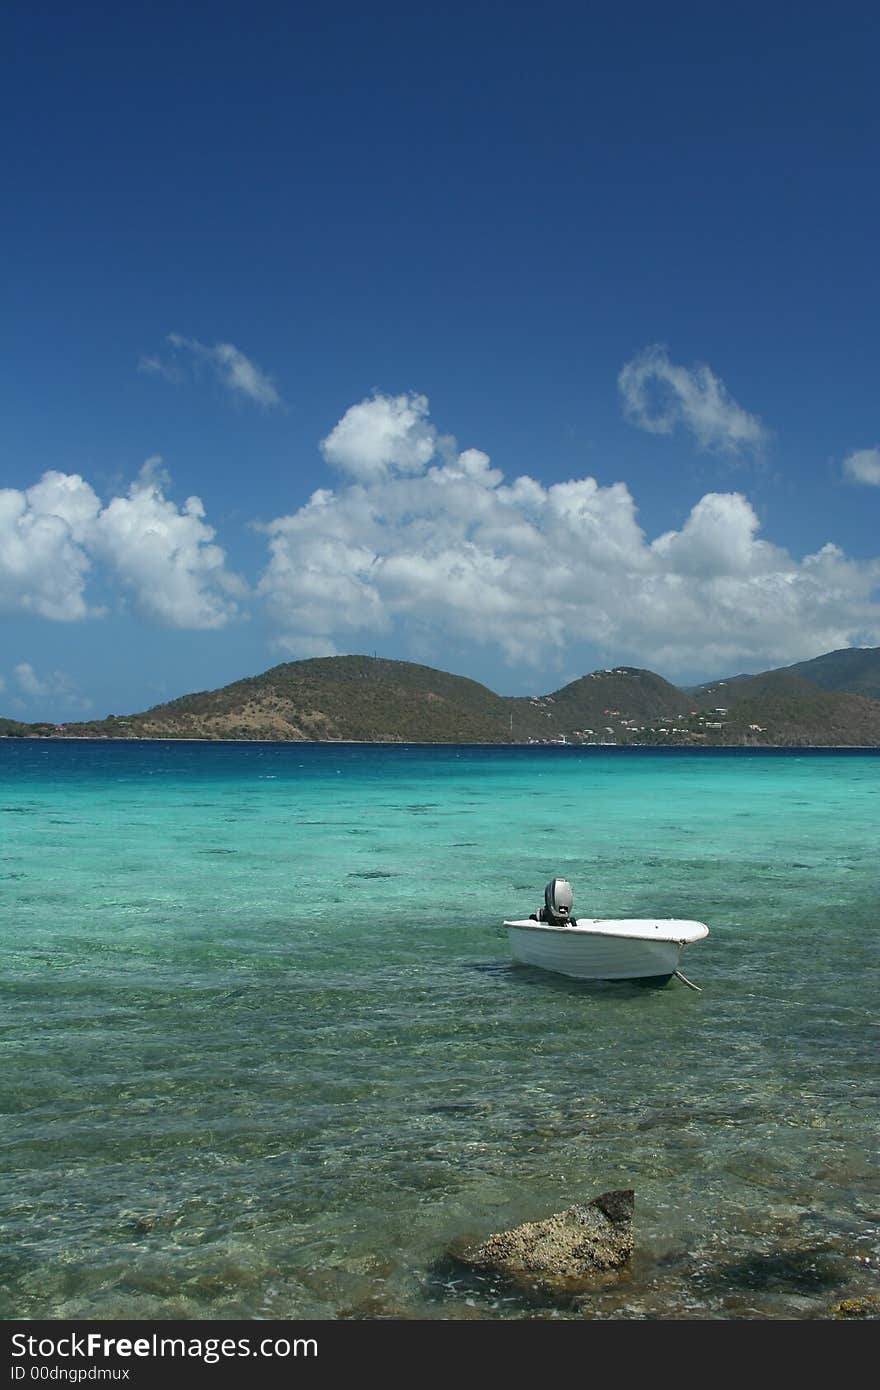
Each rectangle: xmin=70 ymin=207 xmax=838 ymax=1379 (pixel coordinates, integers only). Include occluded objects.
xmin=843 ymin=447 xmax=880 ymax=486
xmin=14 ymin=662 xmax=53 ymax=696
xmin=0 ymin=473 xmax=101 ymax=621
xmin=275 ymin=635 xmax=340 ymax=659
xmin=92 ymin=464 xmax=246 ymax=629
xmin=258 ymin=392 xmax=880 ymax=677
xmin=0 ymin=464 xmax=243 ymax=631
xmin=320 ymin=392 xmax=438 ymax=481
xmin=137 ymin=354 xmax=183 ymax=384
xmin=141 ymin=334 xmax=282 ymax=406
xmin=618 ymin=345 xmax=767 ymax=455
xmin=9 ymin=663 xmax=93 ymax=714
xmin=651 ymin=492 xmax=779 ymax=577
xmin=7 ymin=392 xmax=879 ymax=685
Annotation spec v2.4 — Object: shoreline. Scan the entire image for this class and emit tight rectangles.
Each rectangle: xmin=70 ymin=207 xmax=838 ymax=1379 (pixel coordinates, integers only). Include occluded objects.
xmin=3 ymin=734 xmax=880 ymax=750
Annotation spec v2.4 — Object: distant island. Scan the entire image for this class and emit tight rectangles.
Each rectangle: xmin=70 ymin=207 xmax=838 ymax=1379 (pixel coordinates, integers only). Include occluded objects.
xmin=5 ymin=646 xmax=880 ymax=747
xmin=6 ymin=648 xmax=880 ymax=747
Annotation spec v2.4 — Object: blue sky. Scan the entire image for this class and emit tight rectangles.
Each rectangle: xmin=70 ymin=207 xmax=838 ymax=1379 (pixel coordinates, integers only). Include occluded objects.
xmin=3 ymin=1 xmax=879 ymax=719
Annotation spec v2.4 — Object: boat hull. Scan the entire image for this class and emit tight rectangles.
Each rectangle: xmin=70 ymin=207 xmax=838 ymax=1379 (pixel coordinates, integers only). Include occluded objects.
xmin=505 ymin=918 xmax=708 ymax=981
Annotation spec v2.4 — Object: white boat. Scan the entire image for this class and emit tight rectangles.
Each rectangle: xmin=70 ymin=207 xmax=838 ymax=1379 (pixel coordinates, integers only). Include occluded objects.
xmin=504 ymin=916 xmax=709 ymax=983
xmin=504 ymin=878 xmax=709 ymax=985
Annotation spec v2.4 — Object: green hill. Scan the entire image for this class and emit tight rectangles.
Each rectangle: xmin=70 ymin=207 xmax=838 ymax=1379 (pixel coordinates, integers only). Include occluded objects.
xmin=58 ymin=656 xmax=517 ymax=743
xmin=691 ymin=646 xmax=880 ymax=706
xmin=0 ymin=717 xmax=39 ymax=737
xmin=510 ymin=666 xmax=691 ymax=739
xmin=785 ymin=646 xmax=880 ymax=699
xmin=691 ymin=668 xmax=819 ymax=708
xmin=5 ymin=650 xmax=880 ymax=746
xmin=1 ymin=658 xmax=696 ymax=745
xmin=719 ymin=688 xmax=880 ymax=746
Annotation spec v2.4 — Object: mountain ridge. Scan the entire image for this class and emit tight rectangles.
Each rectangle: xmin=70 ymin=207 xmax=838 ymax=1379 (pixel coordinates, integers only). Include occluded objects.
xmin=690 ymin=646 xmax=880 ymax=705
xmin=5 ymin=647 xmax=880 ymax=746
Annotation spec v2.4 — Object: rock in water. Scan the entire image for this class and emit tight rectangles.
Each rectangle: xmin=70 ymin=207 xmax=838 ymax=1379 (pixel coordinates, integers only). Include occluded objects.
xmin=457 ymin=1189 xmax=634 ymax=1292
xmin=830 ymin=1295 xmax=880 ymax=1319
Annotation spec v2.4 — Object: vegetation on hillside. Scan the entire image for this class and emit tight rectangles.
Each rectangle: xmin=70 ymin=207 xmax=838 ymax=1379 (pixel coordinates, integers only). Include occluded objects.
xmin=51 ymin=657 xmax=518 ymax=744
xmin=785 ymin=647 xmax=880 ymax=701
xmin=691 ymin=647 xmax=880 ymax=706
xmin=722 ymin=690 xmax=880 ymax=746
xmin=0 ymin=717 xmax=39 ymax=737
xmin=4 ymin=649 xmax=880 ymax=746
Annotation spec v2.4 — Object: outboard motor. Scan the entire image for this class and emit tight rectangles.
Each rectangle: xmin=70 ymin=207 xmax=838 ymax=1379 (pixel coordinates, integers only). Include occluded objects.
xmin=543 ymin=877 xmax=574 ymax=925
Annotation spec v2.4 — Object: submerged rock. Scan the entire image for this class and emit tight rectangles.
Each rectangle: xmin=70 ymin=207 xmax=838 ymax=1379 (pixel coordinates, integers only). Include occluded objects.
xmin=454 ymin=1189 xmax=634 ymax=1293
xmin=830 ymin=1295 xmax=880 ymax=1319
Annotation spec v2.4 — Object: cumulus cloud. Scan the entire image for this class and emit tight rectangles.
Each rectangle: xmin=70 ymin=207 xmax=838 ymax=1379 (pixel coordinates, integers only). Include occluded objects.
xmin=651 ymin=492 xmax=775 ymax=577
xmin=140 ymin=334 xmax=282 ymax=406
xmin=92 ymin=464 xmax=245 ymax=628
xmin=618 ymin=345 xmax=767 ymax=455
xmin=14 ymin=663 xmax=49 ymax=696
xmin=8 ymin=663 xmax=92 ymax=714
xmin=14 ymin=662 xmax=63 ymax=697
xmin=843 ymin=447 xmax=880 ymax=486
xmin=0 ymin=464 xmax=243 ymax=630
xmin=258 ymin=392 xmax=880 ymax=678
xmin=0 ymin=473 xmax=101 ymax=620
xmin=320 ymin=392 xmax=438 ymax=481
xmin=8 ymin=391 xmax=879 ymax=683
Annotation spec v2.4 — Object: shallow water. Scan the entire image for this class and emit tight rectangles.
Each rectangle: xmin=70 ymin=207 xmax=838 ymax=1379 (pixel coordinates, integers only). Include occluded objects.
xmin=1 ymin=740 xmax=877 ymax=1319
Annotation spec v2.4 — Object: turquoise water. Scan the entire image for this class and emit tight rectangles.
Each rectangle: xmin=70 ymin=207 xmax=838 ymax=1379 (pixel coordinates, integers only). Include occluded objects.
xmin=1 ymin=740 xmax=877 ymax=1320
